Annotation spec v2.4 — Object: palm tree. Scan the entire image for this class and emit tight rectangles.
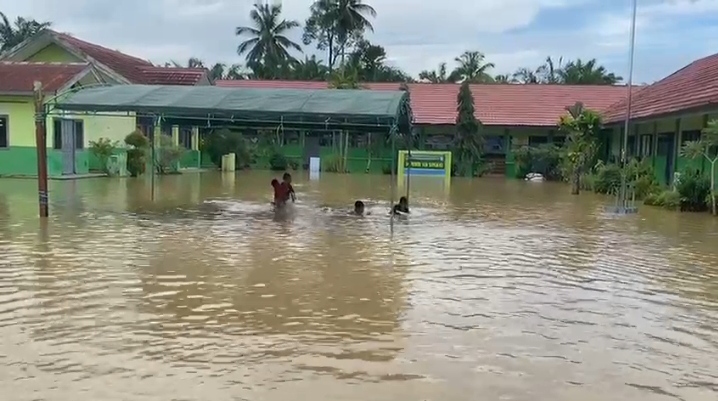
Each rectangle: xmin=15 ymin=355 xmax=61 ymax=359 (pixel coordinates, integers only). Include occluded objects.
xmin=333 ymin=0 xmax=376 ymax=64
xmin=0 ymin=12 xmax=51 ymax=53
xmin=291 ymin=55 xmax=329 ymax=80
xmin=235 ymin=3 xmax=302 ymax=77
xmin=419 ymin=62 xmax=455 ymax=83
xmin=559 ymin=58 xmax=622 ymax=85
xmin=539 ymin=56 xmax=563 ymax=83
xmin=451 ymin=51 xmax=495 ymax=83
xmin=512 ymin=67 xmax=540 ymax=84
xmin=493 ymin=74 xmax=512 ymax=84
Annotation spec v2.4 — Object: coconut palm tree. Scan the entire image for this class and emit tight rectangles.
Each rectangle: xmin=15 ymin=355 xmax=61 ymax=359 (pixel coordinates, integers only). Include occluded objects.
xmin=333 ymin=0 xmax=376 ymax=64
xmin=235 ymin=3 xmax=302 ymax=77
xmin=419 ymin=62 xmax=456 ymax=83
xmin=451 ymin=51 xmax=495 ymax=83
xmin=512 ymin=67 xmax=540 ymax=84
xmin=291 ymin=55 xmax=329 ymax=80
xmin=559 ymin=58 xmax=622 ymax=85
xmin=0 ymin=12 xmax=51 ymax=53
xmin=493 ymin=74 xmax=512 ymax=84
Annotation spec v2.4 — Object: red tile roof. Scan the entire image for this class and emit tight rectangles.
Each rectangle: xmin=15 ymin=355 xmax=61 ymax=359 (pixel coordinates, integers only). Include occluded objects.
xmin=52 ymin=31 xmax=207 ymax=85
xmin=216 ymin=79 xmax=631 ymax=126
xmin=138 ymin=66 xmax=208 ymax=86
xmin=0 ymin=61 xmax=88 ymax=93
xmin=603 ymin=53 xmax=718 ymax=123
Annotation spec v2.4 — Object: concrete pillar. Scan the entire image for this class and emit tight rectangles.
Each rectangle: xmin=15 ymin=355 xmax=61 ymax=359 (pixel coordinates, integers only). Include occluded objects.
xmin=172 ymin=125 xmax=179 ymax=146
xmin=191 ymin=127 xmax=199 ymax=150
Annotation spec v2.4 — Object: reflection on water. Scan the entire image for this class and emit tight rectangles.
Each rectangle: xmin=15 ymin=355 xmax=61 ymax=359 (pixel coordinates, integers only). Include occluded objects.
xmin=1 ymin=171 xmax=717 ymax=401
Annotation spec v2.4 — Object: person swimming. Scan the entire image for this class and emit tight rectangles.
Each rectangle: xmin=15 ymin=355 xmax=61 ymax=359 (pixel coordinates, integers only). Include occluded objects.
xmin=392 ymin=196 xmax=409 ymax=215
xmin=354 ymin=200 xmax=365 ymax=215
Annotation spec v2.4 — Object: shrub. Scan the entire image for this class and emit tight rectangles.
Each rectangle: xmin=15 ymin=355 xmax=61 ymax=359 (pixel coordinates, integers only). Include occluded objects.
xmin=590 ymin=158 xmax=659 ymax=199
xmin=322 ymin=154 xmax=344 ymax=172
xmin=154 ymin=135 xmax=185 ymax=174
xmin=514 ymin=144 xmax=562 ymax=180
xmin=200 ymin=128 xmax=254 ymax=169
xmin=89 ymin=137 xmax=119 ymax=174
xmin=124 ymin=130 xmax=148 ymax=177
xmin=675 ymin=169 xmax=710 ymax=211
xmin=268 ymin=151 xmax=288 ymax=171
xmin=644 ymin=190 xmax=681 ymax=210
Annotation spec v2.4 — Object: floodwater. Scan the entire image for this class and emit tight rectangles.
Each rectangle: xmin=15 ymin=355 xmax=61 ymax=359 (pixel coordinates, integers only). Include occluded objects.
xmin=1 ymin=171 xmax=718 ymax=401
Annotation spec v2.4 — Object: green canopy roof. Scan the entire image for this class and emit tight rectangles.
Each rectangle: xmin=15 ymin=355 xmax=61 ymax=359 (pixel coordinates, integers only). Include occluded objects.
xmin=51 ymin=84 xmax=412 ymax=132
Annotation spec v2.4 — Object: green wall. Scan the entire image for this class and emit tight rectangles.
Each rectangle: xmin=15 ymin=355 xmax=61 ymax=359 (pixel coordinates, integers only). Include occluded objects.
xmin=26 ymin=43 xmax=84 ymax=63
xmin=0 ymin=95 xmax=135 ymax=177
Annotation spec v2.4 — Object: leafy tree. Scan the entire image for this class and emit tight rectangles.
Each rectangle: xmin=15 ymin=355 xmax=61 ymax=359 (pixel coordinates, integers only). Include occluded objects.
xmin=0 ymin=12 xmax=51 ymax=52
xmin=236 ymin=3 xmax=302 ymax=78
xmin=451 ymin=51 xmax=495 ymax=83
xmin=540 ymin=56 xmax=563 ymax=83
xmin=347 ymin=39 xmax=412 ymax=82
xmin=303 ymin=0 xmax=376 ymax=71
xmin=558 ymin=102 xmax=602 ymax=195
xmin=681 ymin=119 xmax=718 ymax=215
xmin=454 ymin=81 xmax=484 ymax=176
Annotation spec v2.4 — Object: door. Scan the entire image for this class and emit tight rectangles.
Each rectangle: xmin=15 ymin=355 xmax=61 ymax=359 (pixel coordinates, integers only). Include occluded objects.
xmin=303 ymin=135 xmax=320 ymax=168
xmin=60 ymin=119 xmax=76 ymax=175
xmin=656 ymin=133 xmax=675 ymax=185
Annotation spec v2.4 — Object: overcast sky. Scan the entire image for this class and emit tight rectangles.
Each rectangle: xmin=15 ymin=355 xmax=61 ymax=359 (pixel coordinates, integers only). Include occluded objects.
xmin=2 ymin=0 xmax=716 ymax=83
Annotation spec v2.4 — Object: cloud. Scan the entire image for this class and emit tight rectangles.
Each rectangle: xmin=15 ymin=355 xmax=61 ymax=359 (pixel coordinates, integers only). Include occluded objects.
xmin=0 ymin=0 xmax=715 ymax=83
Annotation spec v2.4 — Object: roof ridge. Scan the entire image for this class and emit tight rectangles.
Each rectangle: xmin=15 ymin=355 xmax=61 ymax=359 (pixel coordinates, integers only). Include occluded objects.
xmin=51 ymin=29 xmax=153 ymax=66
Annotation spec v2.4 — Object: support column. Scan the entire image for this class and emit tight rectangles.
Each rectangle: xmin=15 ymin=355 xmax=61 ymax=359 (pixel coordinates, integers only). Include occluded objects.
xmin=171 ymin=125 xmax=179 ymax=146
xmin=33 ymin=81 xmax=49 ymax=218
xmin=191 ymin=126 xmax=200 ymax=168
xmin=191 ymin=127 xmax=199 ymax=150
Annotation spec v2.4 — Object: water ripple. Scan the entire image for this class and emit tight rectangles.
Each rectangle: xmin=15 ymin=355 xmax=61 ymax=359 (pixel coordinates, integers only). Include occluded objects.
xmin=0 ymin=173 xmax=717 ymax=400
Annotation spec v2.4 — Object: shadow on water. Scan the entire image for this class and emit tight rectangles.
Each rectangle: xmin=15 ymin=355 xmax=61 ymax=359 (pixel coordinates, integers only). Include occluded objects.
xmin=0 ymin=171 xmax=717 ymax=400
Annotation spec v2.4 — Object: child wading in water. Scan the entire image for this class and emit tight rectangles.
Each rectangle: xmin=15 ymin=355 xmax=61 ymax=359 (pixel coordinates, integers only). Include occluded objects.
xmin=271 ymin=173 xmax=296 ymax=207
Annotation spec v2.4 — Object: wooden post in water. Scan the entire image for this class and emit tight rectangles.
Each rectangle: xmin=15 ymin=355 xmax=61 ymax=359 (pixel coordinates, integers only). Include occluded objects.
xmin=390 ymin=128 xmax=396 ymax=233
xmin=33 ymin=81 xmax=49 ymax=218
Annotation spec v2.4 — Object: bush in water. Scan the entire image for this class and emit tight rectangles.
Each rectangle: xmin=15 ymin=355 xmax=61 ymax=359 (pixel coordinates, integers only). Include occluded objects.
xmin=124 ymin=130 xmax=149 ymax=177
xmin=268 ymin=151 xmax=288 ymax=171
xmin=514 ymin=144 xmax=563 ymax=180
xmin=200 ymin=128 xmax=254 ymax=169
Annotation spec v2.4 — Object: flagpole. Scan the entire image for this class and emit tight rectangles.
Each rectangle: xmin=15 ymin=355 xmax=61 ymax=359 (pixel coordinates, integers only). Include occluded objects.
xmin=619 ymin=0 xmax=638 ymax=211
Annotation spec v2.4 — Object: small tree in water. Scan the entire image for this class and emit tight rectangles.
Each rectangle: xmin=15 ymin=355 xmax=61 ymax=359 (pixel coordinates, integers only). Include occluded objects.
xmin=558 ymin=102 xmax=602 ymax=195
xmin=681 ymin=119 xmax=718 ymax=215
xmin=454 ymin=81 xmax=484 ymax=176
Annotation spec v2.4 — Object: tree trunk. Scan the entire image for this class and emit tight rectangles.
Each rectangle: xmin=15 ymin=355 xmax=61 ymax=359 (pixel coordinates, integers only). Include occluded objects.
xmin=571 ymin=168 xmax=580 ymax=195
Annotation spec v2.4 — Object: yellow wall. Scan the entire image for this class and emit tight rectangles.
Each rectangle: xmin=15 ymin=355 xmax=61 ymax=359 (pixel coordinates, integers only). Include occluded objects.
xmin=0 ymin=96 xmax=136 ymax=148
xmin=26 ymin=43 xmax=83 ymax=63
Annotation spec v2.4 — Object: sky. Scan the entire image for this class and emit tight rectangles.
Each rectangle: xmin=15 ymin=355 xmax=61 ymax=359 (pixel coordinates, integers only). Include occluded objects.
xmin=2 ymin=0 xmax=717 ymax=83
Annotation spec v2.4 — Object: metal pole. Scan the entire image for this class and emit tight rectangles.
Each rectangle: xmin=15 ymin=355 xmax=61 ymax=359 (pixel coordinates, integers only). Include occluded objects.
xmin=150 ymin=122 xmax=156 ymax=202
xmin=33 ymin=81 xmax=49 ymax=218
xmin=390 ymin=129 xmax=396 ymax=232
xmin=406 ymin=130 xmax=411 ymax=203
xmin=619 ymin=0 xmax=638 ymax=209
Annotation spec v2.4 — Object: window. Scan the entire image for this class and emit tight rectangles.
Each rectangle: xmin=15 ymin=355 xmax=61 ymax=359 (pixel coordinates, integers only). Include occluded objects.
xmin=0 ymin=115 xmax=7 ymax=148
xmin=52 ymin=119 xmax=84 ymax=149
xmin=640 ymin=134 xmax=652 ymax=157
xmin=528 ymin=135 xmax=548 ymax=146
xmin=681 ymin=130 xmax=701 ymax=147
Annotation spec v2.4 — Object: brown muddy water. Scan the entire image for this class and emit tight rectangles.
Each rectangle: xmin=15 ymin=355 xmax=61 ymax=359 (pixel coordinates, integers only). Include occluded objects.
xmin=1 ymin=171 xmax=717 ymax=401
